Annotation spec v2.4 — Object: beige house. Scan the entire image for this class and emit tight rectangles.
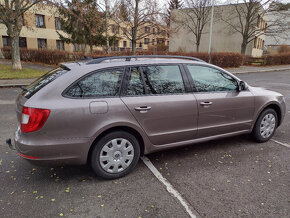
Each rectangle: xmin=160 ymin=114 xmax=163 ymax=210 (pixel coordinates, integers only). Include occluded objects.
xmin=169 ymin=4 xmax=266 ymax=57
xmin=0 ymin=3 xmax=168 ymax=53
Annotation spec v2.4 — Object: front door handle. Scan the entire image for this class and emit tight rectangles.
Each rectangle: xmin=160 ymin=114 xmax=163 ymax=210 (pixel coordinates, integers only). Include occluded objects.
xmin=200 ymin=102 xmax=213 ymax=106
xmin=134 ymin=106 xmax=152 ymax=112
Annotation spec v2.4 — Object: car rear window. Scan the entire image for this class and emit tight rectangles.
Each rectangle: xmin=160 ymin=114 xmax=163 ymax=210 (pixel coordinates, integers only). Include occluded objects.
xmin=22 ymin=67 xmax=69 ymax=99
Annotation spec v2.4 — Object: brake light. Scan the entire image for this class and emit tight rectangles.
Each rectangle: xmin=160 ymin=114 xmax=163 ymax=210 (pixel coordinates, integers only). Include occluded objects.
xmin=21 ymin=107 xmax=50 ymax=133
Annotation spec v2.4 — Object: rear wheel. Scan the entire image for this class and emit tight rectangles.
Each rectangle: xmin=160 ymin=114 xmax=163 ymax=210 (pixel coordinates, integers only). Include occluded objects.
xmin=90 ymin=131 xmax=140 ymax=179
xmin=252 ymin=108 xmax=278 ymax=142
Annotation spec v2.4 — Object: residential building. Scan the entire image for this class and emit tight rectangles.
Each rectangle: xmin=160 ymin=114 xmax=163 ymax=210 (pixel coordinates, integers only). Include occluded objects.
xmin=265 ymin=4 xmax=290 ymax=54
xmin=0 ymin=4 xmax=73 ymax=52
xmin=169 ymin=4 xmax=266 ymax=57
xmin=0 ymin=3 xmax=168 ymax=53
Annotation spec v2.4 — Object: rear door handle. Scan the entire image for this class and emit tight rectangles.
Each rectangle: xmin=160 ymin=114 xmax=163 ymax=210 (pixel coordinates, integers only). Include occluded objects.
xmin=200 ymin=102 xmax=213 ymax=106
xmin=134 ymin=106 xmax=152 ymax=112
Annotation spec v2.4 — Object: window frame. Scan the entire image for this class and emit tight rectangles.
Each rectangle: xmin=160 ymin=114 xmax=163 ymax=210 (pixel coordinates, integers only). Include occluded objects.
xmin=121 ymin=63 xmax=191 ymax=97
xmin=62 ymin=67 xmax=126 ymax=99
xmin=35 ymin=14 xmax=45 ymax=28
xmin=56 ymin=40 xmax=64 ymax=50
xmin=37 ymin=38 xmax=47 ymax=49
xmin=183 ymin=64 xmax=240 ymax=93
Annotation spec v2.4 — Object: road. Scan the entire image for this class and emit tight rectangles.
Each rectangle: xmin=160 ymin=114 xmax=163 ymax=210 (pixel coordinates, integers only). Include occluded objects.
xmin=0 ymin=70 xmax=289 ymax=218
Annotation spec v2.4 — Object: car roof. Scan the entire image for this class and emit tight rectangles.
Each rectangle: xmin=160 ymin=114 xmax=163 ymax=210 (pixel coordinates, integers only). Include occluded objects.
xmin=61 ymin=57 xmax=210 ymax=72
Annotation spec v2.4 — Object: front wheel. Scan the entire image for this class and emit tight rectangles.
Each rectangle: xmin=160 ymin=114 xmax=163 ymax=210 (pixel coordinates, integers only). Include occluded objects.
xmin=90 ymin=131 xmax=140 ymax=179
xmin=252 ymin=108 xmax=278 ymax=142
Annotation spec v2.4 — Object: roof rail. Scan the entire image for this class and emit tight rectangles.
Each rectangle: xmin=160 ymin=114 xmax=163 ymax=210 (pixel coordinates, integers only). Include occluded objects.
xmin=86 ymin=55 xmax=206 ymax=65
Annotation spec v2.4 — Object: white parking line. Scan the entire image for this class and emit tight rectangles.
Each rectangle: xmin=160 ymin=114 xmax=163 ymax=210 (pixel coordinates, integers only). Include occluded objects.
xmin=271 ymin=139 xmax=290 ymax=148
xmin=141 ymin=156 xmax=197 ymax=218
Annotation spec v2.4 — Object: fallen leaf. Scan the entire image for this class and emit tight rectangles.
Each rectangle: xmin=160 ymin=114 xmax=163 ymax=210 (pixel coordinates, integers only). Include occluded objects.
xmin=59 ymin=213 xmax=63 ymax=216
xmin=101 ymin=204 xmax=104 ymax=207
xmin=51 ymin=198 xmax=55 ymax=202
xmin=97 ymin=195 xmax=101 ymax=198
xmin=33 ymin=191 xmax=37 ymax=194
xmin=227 ymin=180 xmax=231 ymax=183
xmin=151 ymin=205 xmax=155 ymax=208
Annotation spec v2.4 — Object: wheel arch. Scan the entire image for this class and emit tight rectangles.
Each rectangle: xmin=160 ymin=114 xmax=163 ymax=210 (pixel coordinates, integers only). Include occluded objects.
xmin=255 ymin=103 xmax=282 ymax=127
xmin=87 ymin=126 xmax=145 ymax=164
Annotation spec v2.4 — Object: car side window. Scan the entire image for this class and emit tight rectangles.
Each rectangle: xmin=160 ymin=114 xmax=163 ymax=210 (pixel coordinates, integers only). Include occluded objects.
xmin=126 ymin=67 xmax=145 ymax=96
xmin=141 ymin=65 xmax=185 ymax=94
xmin=65 ymin=68 xmax=124 ymax=98
xmin=186 ymin=65 xmax=238 ymax=92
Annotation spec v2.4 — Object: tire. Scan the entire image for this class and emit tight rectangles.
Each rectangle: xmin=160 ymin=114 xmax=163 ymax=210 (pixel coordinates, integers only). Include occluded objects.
xmin=252 ymin=108 xmax=278 ymax=142
xmin=90 ymin=131 xmax=140 ymax=179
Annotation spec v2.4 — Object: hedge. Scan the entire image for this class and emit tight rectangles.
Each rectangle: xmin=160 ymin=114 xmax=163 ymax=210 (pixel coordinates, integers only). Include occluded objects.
xmin=264 ymin=53 xmax=290 ymax=65
xmin=1 ymin=47 xmax=245 ymax=68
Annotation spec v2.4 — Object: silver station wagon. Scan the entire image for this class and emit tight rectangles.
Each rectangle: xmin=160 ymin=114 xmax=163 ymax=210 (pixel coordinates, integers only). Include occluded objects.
xmin=7 ymin=55 xmax=286 ymax=179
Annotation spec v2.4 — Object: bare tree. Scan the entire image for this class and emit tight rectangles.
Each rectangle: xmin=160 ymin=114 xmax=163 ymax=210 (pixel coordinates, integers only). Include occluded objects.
xmin=220 ymin=0 xmax=289 ymax=54
xmin=0 ymin=0 xmax=45 ymax=70
xmin=173 ymin=0 xmax=212 ymax=52
xmin=113 ymin=0 xmax=160 ymax=54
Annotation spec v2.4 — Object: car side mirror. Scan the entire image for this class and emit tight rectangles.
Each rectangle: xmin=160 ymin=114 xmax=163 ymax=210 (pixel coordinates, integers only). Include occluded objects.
xmin=238 ymin=81 xmax=246 ymax=92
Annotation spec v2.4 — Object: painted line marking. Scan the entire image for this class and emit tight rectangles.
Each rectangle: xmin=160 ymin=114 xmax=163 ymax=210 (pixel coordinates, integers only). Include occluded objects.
xmin=141 ymin=156 xmax=197 ymax=218
xmin=0 ymin=100 xmax=15 ymax=105
xmin=271 ymin=139 xmax=290 ymax=148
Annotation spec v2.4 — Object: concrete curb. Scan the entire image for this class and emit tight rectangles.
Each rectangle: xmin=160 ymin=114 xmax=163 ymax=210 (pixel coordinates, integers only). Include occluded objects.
xmin=231 ymin=67 xmax=290 ymax=74
xmin=0 ymin=84 xmax=27 ymax=88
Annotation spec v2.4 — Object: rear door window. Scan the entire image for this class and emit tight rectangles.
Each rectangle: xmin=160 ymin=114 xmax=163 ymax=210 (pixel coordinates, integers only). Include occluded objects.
xmin=22 ymin=67 xmax=69 ymax=99
xmin=126 ymin=65 xmax=186 ymax=95
xmin=65 ymin=68 xmax=124 ymax=98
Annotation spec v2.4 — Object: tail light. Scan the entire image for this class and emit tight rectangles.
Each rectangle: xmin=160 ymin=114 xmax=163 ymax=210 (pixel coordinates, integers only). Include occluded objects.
xmin=21 ymin=107 xmax=50 ymax=133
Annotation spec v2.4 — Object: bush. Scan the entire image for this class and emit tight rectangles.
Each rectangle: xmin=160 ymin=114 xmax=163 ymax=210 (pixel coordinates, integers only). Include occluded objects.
xmin=265 ymin=53 xmax=290 ymax=65
xmin=1 ymin=47 xmax=245 ymax=68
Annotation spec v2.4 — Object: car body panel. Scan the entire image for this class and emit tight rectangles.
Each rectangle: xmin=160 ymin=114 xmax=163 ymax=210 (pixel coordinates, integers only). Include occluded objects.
xmin=194 ymin=90 xmax=255 ymax=138
xmin=121 ymin=94 xmax=198 ymax=145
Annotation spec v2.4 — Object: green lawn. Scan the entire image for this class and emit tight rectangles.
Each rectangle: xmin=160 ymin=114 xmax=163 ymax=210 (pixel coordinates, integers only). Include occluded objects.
xmin=0 ymin=64 xmax=46 ymax=79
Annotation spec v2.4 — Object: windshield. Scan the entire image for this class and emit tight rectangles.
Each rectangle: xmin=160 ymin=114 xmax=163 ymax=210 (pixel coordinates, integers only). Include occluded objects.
xmin=22 ymin=67 xmax=69 ymax=99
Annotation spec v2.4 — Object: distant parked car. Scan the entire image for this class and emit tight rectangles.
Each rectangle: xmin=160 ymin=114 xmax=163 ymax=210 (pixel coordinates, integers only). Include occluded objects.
xmin=7 ymin=55 xmax=286 ymax=179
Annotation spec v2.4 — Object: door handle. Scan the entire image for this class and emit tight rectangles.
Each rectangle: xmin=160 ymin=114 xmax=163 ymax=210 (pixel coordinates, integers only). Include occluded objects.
xmin=200 ymin=102 xmax=213 ymax=106
xmin=134 ymin=106 xmax=152 ymax=111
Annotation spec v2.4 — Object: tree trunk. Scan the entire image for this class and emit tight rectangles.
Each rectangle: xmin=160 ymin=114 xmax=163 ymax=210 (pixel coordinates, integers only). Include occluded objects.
xmin=132 ymin=40 xmax=136 ymax=55
xmin=196 ymin=43 xmax=200 ymax=52
xmin=0 ymin=49 xmax=4 ymax=59
xmin=11 ymin=35 xmax=22 ymax=70
xmin=241 ymin=40 xmax=247 ymax=55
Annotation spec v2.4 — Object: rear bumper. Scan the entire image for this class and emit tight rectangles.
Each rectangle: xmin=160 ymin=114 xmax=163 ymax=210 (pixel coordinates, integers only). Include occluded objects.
xmin=14 ymin=127 xmax=92 ymax=166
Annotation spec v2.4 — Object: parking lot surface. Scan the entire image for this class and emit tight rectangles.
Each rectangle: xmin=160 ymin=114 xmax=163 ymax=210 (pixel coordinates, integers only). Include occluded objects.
xmin=0 ymin=70 xmax=289 ymax=217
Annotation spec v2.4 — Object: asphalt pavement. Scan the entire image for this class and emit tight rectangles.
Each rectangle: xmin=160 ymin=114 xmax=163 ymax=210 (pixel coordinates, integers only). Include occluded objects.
xmin=0 ymin=70 xmax=289 ymax=218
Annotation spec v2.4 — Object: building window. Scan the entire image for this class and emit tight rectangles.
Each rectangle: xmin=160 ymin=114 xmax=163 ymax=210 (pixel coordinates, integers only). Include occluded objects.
xmin=35 ymin=14 xmax=45 ymax=28
xmin=37 ymin=38 xmax=47 ymax=49
xmin=55 ymin=17 xmax=61 ymax=30
xmin=123 ymin=41 xmax=127 ymax=48
xmin=56 ymin=40 xmax=64 ymax=50
xmin=111 ymin=25 xmax=119 ymax=34
xmin=2 ymin=36 xmax=26 ymax=48
xmin=145 ymin=26 xmax=150 ymax=33
xmin=157 ymin=38 xmax=165 ymax=44
xmin=144 ymin=38 xmax=149 ymax=44
xmin=152 ymin=39 xmax=155 ymax=45
xmin=2 ymin=36 xmax=10 ymax=47
xmin=73 ymin=44 xmax=85 ymax=52
xmin=19 ymin=37 xmax=27 ymax=48
xmin=152 ymin=28 xmax=155 ymax=34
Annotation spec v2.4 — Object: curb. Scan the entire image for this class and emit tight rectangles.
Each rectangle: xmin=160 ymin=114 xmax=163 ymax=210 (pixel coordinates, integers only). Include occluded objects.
xmin=231 ymin=67 xmax=290 ymax=74
xmin=0 ymin=84 xmax=27 ymax=88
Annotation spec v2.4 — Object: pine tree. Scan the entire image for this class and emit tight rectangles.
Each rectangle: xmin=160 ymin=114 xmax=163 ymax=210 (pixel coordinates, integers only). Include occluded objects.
xmin=167 ymin=0 xmax=183 ymax=25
